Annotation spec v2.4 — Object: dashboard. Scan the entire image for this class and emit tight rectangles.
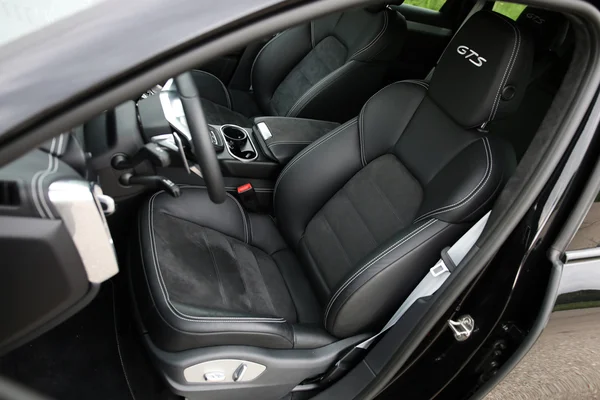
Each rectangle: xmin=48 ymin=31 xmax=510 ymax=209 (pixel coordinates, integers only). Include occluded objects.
xmin=0 ymin=130 xmax=119 ymax=355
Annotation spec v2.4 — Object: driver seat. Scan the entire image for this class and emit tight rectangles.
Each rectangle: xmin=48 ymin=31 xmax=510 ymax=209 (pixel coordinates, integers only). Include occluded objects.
xmin=132 ymin=12 xmax=532 ymax=354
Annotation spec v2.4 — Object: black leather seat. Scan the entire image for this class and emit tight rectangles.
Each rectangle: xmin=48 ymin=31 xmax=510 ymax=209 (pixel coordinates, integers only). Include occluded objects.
xmin=193 ymin=4 xmax=407 ymax=126
xmin=132 ymin=11 xmax=533 ymax=352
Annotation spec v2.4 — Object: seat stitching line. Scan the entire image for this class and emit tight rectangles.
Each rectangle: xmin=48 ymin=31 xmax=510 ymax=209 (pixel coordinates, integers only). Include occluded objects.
xmin=487 ymin=15 xmax=519 ymax=123
xmin=223 ymin=237 xmax=253 ymax=310
xmin=358 ymin=80 xmax=428 ymax=166
xmin=321 ymin=212 xmax=355 ymax=268
xmin=38 ymin=134 xmax=64 ymax=219
xmin=167 ymin=186 xmax=248 ymax=243
xmin=286 ymin=63 xmax=358 ymax=117
xmin=247 ymin=247 xmax=280 ymax=318
xmin=200 ymin=227 xmax=229 ymax=308
xmin=31 ymin=138 xmax=56 ymax=218
xmin=273 ymin=117 xmax=357 ymax=203
xmin=268 ymin=141 xmax=314 ymax=146
xmin=195 ymin=70 xmax=232 ymax=109
xmin=327 ymin=222 xmax=452 ymax=328
xmin=323 ymin=219 xmax=437 ymax=325
xmin=414 ymin=137 xmax=492 ymax=223
xmin=349 ymin=12 xmax=389 ymax=60
xmin=368 ymin=178 xmax=404 ymax=224
xmin=250 ymin=31 xmax=286 ymax=89
xmin=147 ymin=191 xmax=285 ymax=322
xmin=342 ymin=188 xmax=378 ymax=247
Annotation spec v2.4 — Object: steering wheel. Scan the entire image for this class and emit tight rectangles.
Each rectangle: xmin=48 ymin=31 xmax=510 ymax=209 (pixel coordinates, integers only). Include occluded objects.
xmin=174 ymin=72 xmax=226 ymax=203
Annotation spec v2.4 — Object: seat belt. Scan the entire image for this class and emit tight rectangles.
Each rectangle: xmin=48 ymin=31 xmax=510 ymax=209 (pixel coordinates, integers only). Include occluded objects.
xmin=425 ymin=0 xmax=489 ymax=80
xmin=357 ymin=211 xmax=491 ymax=349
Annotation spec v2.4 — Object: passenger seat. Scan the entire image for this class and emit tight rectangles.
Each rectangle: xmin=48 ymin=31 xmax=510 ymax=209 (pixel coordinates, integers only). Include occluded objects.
xmin=192 ymin=3 xmax=408 ymax=126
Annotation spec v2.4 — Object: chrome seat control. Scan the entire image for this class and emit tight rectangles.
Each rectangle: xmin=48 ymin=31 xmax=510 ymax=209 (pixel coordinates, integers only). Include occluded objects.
xmin=232 ymin=363 xmax=247 ymax=382
xmin=184 ymin=359 xmax=266 ymax=383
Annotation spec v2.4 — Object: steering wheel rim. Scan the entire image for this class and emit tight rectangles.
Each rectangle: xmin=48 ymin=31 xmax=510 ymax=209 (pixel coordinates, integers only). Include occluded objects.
xmin=174 ymin=72 xmax=226 ymax=203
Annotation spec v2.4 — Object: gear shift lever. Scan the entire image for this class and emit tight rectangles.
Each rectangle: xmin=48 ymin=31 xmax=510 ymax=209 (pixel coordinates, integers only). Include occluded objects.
xmin=119 ymin=173 xmax=181 ymax=197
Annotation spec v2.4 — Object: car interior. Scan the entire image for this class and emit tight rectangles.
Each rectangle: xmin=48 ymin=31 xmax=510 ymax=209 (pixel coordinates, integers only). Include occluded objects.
xmin=0 ymin=1 xmax=577 ymax=399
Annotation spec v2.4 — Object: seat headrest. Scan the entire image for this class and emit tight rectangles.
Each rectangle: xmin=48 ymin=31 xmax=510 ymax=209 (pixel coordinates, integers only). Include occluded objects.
xmin=429 ymin=11 xmax=534 ymax=128
xmin=516 ymin=7 xmax=569 ymax=57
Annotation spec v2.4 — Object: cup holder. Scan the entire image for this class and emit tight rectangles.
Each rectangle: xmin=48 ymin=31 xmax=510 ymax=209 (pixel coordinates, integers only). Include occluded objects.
xmin=220 ymin=125 xmax=257 ymax=161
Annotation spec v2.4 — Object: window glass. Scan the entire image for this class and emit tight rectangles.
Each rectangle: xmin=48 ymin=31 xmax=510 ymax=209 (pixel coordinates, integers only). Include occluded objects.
xmin=0 ymin=0 xmax=102 ymax=48
xmin=492 ymin=2 xmax=526 ymax=20
xmin=567 ymin=193 xmax=600 ymax=250
xmin=403 ymin=0 xmax=446 ymax=11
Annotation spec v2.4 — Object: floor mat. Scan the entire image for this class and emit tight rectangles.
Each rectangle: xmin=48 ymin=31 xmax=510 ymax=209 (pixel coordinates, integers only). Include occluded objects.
xmin=0 ymin=281 xmax=174 ymax=400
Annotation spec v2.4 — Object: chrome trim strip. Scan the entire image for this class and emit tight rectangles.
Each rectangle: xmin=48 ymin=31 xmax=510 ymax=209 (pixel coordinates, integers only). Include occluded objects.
xmin=565 ymin=247 xmax=600 ymax=262
xmin=220 ymin=124 xmax=258 ymax=163
xmin=159 ymin=78 xmax=192 ymax=141
xmin=256 ymin=122 xmax=272 ymax=140
xmin=48 ymin=180 xmax=119 ymax=283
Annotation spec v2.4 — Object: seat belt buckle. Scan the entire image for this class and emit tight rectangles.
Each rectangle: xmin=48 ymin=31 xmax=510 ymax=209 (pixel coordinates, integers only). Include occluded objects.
xmin=237 ymin=183 xmax=260 ymax=212
xmin=430 ymin=260 xmax=449 ymax=277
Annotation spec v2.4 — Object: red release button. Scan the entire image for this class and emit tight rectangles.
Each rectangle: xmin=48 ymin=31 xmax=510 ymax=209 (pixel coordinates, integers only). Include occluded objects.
xmin=237 ymin=183 xmax=253 ymax=194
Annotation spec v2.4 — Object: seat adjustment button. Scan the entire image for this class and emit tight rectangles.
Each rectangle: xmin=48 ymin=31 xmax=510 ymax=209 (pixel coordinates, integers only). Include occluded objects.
xmin=232 ymin=363 xmax=248 ymax=382
xmin=204 ymin=371 xmax=226 ymax=382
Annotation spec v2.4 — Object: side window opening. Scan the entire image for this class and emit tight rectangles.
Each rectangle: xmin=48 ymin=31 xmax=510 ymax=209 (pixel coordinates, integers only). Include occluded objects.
xmin=493 ymin=1 xmax=527 ymax=20
xmin=403 ymin=0 xmax=447 ymax=11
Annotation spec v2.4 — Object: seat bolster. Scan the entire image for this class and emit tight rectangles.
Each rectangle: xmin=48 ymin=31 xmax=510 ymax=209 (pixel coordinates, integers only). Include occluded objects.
xmin=348 ymin=9 xmax=407 ymax=63
xmin=274 ymin=118 xmax=363 ymax=247
xmin=151 ymin=186 xmax=248 ymax=243
xmin=414 ymin=135 xmax=517 ymax=224
xmin=252 ymin=25 xmax=313 ymax=115
xmin=291 ymin=324 xmax=336 ymax=348
xmin=191 ymin=70 xmax=232 ymax=109
xmin=323 ymin=219 xmax=469 ymax=337
xmin=359 ymin=81 xmax=428 ymax=165
xmin=286 ymin=61 xmax=389 ymax=123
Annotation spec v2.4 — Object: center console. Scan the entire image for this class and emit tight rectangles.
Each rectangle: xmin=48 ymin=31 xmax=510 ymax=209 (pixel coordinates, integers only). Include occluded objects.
xmin=83 ymin=81 xmax=342 ymax=208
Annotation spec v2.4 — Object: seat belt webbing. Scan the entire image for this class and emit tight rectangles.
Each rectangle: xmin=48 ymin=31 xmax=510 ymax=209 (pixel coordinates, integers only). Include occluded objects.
xmin=356 ymin=211 xmax=491 ymax=349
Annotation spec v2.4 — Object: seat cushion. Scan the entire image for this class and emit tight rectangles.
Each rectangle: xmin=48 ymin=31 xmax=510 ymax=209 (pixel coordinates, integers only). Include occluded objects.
xmin=132 ymin=186 xmax=333 ymax=351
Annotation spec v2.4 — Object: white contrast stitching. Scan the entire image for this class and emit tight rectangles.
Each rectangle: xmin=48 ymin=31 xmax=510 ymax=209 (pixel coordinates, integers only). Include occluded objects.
xmin=250 ymin=32 xmax=285 ymax=90
xmin=268 ymin=141 xmax=313 ymax=146
xmin=487 ymin=15 xmax=520 ymax=123
xmin=146 ymin=189 xmax=285 ymax=323
xmin=194 ymin=70 xmax=232 ymax=109
xmin=349 ymin=12 xmax=389 ymax=60
xmin=179 ymin=185 xmax=248 ymax=243
xmin=38 ymin=134 xmax=64 ymax=219
xmin=286 ymin=63 xmax=357 ymax=117
xmin=323 ymin=219 xmax=438 ymax=326
xmin=359 ymin=80 xmax=429 ymax=166
xmin=31 ymin=138 xmax=55 ymax=218
xmin=273 ymin=117 xmax=358 ymax=203
xmin=414 ymin=137 xmax=492 ymax=223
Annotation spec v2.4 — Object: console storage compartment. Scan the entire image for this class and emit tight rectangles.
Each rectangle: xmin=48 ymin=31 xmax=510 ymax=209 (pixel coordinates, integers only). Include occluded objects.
xmin=252 ymin=117 xmax=340 ymax=165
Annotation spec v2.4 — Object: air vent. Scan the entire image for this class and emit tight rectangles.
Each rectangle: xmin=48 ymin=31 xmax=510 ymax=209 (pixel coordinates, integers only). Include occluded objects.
xmin=0 ymin=181 xmax=20 ymax=206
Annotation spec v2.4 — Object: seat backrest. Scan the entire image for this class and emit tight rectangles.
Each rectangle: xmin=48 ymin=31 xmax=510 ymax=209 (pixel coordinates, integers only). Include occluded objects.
xmin=251 ymin=5 xmax=407 ymax=123
xmin=273 ymin=11 xmax=534 ymax=338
